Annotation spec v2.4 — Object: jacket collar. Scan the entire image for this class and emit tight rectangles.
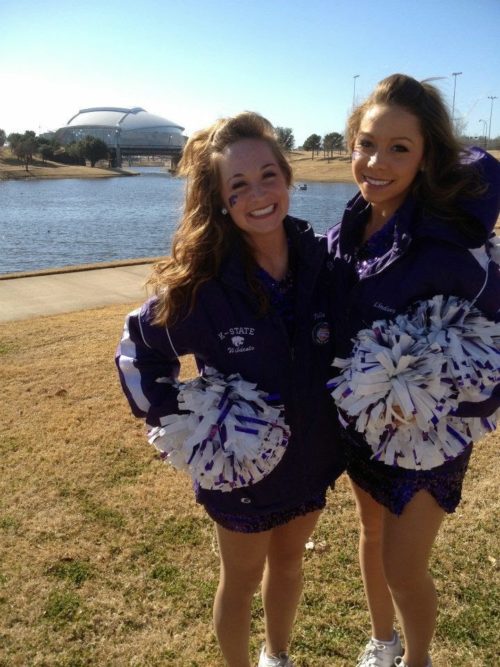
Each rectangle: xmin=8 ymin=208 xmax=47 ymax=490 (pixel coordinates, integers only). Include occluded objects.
xmin=332 ymin=192 xmax=414 ymax=262
xmin=333 ymin=186 xmax=492 ymax=264
xmin=220 ymin=215 xmax=325 ymax=298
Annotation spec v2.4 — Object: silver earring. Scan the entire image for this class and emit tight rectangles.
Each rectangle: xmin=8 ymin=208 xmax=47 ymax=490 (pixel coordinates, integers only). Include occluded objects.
xmin=221 ymin=207 xmax=228 ymax=215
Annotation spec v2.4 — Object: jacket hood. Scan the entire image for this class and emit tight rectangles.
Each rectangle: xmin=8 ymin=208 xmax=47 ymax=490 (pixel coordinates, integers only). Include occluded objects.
xmin=456 ymin=147 xmax=500 ymax=235
xmin=416 ymin=148 xmax=500 ymax=247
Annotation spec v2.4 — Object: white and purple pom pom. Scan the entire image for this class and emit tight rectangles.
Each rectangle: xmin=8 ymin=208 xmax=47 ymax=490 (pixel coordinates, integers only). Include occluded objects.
xmin=329 ymin=295 xmax=500 ymax=470
xmin=148 ymin=369 xmax=290 ymax=491
xmin=488 ymin=234 xmax=500 ymax=266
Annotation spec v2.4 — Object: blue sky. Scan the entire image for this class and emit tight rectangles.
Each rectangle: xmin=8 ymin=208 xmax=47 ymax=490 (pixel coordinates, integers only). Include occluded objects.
xmin=1 ymin=0 xmax=499 ymax=144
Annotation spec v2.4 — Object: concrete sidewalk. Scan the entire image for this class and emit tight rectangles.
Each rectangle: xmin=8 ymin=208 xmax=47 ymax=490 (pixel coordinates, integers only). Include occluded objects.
xmin=0 ymin=262 xmax=153 ymax=323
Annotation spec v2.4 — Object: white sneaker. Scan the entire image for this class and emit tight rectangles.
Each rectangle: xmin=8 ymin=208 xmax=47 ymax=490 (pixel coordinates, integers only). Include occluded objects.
xmin=258 ymin=645 xmax=295 ymax=667
xmin=356 ymin=632 xmax=403 ymax=667
xmin=393 ymin=658 xmax=432 ymax=667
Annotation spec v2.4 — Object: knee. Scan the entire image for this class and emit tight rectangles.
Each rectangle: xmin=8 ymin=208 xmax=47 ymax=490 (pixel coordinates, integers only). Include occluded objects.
xmin=353 ymin=498 xmax=384 ymax=543
xmin=267 ymin=548 xmax=304 ymax=581
xmin=384 ymin=562 xmax=431 ymax=596
xmin=219 ymin=562 xmax=264 ymax=597
xmin=360 ymin=522 xmax=383 ymax=546
xmin=358 ymin=511 xmax=384 ymax=545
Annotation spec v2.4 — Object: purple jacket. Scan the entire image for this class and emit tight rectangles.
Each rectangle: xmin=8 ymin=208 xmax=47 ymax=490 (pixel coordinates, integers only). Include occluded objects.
xmin=116 ymin=216 xmax=344 ymax=516
xmin=326 ymin=147 xmax=500 ymax=418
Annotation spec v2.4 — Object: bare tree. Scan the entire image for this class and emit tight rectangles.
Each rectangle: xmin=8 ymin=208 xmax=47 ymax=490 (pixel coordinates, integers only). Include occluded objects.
xmin=275 ymin=126 xmax=295 ymax=151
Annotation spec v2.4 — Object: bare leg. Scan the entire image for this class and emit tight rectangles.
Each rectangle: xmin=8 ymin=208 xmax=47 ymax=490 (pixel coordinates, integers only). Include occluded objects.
xmin=382 ymin=490 xmax=445 ymax=667
xmin=213 ymin=524 xmax=271 ymax=667
xmin=350 ymin=480 xmax=396 ymax=641
xmin=262 ymin=510 xmax=322 ymax=655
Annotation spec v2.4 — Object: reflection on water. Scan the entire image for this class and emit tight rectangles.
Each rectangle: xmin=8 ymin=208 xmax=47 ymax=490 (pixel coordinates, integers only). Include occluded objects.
xmin=0 ymin=168 xmax=357 ymax=274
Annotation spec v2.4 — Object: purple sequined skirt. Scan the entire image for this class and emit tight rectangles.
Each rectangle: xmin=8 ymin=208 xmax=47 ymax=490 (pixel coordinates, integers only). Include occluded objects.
xmin=343 ymin=429 xmax=473 ymax=515
xmin=205 ymin=491 xmax=327 ymax=533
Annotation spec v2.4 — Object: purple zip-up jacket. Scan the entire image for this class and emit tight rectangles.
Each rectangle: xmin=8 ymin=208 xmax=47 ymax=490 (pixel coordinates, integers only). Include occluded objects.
xmin=116 ymin=216 xmax=344 ymax=516
xmin=326 ymin=147 xmax=500 ymax=419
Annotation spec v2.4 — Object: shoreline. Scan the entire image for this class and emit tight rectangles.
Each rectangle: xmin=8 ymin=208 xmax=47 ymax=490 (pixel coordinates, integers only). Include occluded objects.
xmin=0 ymin=149 xmax=354 ymax=183
xmin=2 ymin=149 xmax=498 ymax=184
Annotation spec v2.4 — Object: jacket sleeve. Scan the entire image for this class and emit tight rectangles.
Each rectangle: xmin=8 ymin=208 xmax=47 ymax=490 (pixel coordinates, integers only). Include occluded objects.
xmin=453 ymin=246 xmax=500 ymax=419
xmin=115 ymin=299 xmax=185 ymax=427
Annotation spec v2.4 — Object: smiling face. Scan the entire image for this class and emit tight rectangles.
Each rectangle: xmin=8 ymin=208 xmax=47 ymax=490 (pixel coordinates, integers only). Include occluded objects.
xmin=218 ymin=138 xmax=290 ymax=244
xmin=352 ymin=103 xmax=425 ymax=220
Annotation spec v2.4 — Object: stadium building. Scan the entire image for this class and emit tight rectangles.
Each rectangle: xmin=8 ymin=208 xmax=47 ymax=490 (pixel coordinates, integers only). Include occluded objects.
xmin=54 ymin=107 xmax=186 ymax=166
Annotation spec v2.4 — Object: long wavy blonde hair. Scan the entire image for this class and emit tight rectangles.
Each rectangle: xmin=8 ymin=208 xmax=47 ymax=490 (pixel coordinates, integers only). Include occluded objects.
xmin=147 ymin=112 xmax=292 ymax=326
xmin=347 ymin=73 xmax=485 ymax=227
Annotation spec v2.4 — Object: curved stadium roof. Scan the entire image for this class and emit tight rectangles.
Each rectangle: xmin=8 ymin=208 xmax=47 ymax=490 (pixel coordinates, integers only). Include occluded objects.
xmin=55 ymin=107 xmax=185 ymax=151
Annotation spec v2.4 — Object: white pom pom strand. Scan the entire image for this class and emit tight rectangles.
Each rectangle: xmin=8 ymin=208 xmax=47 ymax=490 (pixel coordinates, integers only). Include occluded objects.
xmin=488 ymin=234 xmax=500 ymax=266
xmin=329 ymin=295 xmax=500 ymax=470
xmin=148 ymin=369 xmax=290 ymax=491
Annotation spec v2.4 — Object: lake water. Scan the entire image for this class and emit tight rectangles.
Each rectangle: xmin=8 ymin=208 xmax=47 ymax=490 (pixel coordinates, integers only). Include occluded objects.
xmin=0 ymin=168 xmax=357 ymax=274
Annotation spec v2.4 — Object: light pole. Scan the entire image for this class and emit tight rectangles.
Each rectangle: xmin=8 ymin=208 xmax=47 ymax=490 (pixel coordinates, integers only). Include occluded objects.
xmin=352 ymin=74 xmax=360 ymax=108
xmin=451 ymin=71 xmax=462 ymax=123
xmin=115 ymin=127 xmax=122 ymax=167
xmin=487 ymin=95 xmax=497 ymax=148
xmin=479 ymin=119 xmax=487 ymax=148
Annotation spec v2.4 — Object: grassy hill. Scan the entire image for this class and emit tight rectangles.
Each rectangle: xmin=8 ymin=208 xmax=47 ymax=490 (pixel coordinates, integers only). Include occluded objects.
xmin=0 ymin=303 xmax=498 ymax=666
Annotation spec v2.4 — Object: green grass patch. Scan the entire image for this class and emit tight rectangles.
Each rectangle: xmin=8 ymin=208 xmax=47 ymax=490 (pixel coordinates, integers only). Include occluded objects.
xmin=43 ymin=589 xmax=81 ymax=625
xmin=80 ymin=498 xmax=125 ymax=528
xmin=150 ymin=562 xmax=187 ymax=597
xmin=46 ymin=559 xmax=93 ymax=587
xmin=0 ymin=341 xmax=14 ymax=355
xmin=53 ymin=653 xmax=93 ymax=667
xmin=156 ymin=515 xmax=206 ymax=546
xmin=0 ymin=515 xmax=21 ymax=532
xmin=0 ymin=436 xmax=20 ymax=454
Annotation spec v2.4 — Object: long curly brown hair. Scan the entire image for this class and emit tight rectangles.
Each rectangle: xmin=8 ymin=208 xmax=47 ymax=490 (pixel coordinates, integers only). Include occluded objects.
xmin=147 ymin=112 xmax=292 ymax=326
xmin=347 ymin=73 xmax=485 ymax=227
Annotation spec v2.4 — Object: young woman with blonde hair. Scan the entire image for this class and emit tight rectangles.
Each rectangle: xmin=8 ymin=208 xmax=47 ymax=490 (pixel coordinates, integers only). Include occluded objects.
xmin=117 ymin=111 xmax=344 ymax=667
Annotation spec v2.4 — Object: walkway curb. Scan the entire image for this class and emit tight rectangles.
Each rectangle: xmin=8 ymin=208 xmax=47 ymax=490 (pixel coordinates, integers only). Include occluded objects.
xmin=0 ymin=262 xmax=156 ymax=323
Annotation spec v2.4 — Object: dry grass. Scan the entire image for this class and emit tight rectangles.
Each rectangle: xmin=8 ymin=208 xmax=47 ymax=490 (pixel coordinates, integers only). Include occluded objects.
xmin=289 ymin=149 xmax=500 ymax=185
xmin=288 ymin=151 xmax=354 ymax=184
xmin=0 ymin=148 xmax=135 ymax=181
xmin=0 ymin=305 xmax=498 ymax=666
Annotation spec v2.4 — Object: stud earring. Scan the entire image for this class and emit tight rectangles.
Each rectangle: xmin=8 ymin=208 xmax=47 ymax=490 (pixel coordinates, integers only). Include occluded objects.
xmin=221 ymin=207 xmax=228 ymax=215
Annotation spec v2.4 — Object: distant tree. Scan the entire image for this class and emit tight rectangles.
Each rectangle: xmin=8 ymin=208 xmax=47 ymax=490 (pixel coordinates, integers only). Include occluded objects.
xmin=7 ymin=132 xmax=23 ymax=151
xmin=323 ymin=132 xmax=344 ymax=157
xmin=52 ymin=144 xmax=85 ymax=165
xmin=275 ymin=126 xmax=295 ymax=151
xmin=80 ymin=136 xmax=109 ymax=167
xmin=65 ymin=141 xmax=86 ymax=162
xmin=453 ymin=116 xmax=467 ymax=138
xmin=39 ymin=144 xmax=54 ymax=163
xmin=8 ymin=131 xmax=38 ymax=170
xmin=36 ymin=136 xmax=60 ymax=162
xmin=0 ymin=129 xmax=5 ymax=147
xmin=303 ymin=133 xmax=322 ymax=158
